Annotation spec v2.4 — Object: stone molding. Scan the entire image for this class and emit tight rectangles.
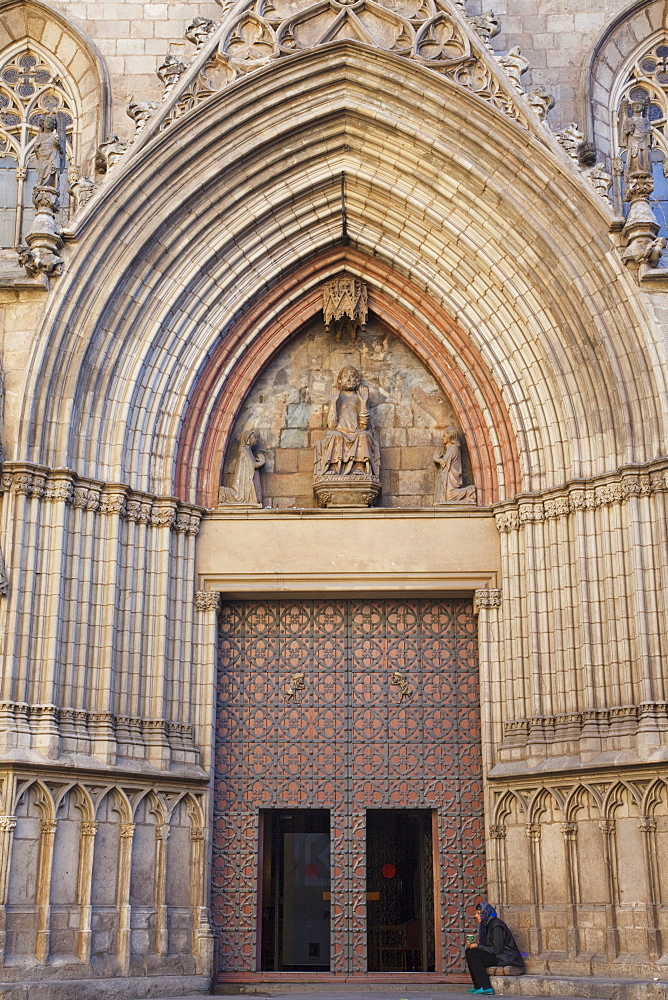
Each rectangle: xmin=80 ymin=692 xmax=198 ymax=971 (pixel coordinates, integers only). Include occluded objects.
xmin=494 ymin=459 xmax=668 ymax=530
xmin=0 ymin=700 xmax=200 ymax=766
xmin=502 ymin=701 xmax=668 ymax=750
xmin=0 ymin=463 xmax=202 ymax=534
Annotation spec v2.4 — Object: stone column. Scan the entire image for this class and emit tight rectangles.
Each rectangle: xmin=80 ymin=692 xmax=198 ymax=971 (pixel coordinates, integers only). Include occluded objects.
xmin=194 ymin=590 xmax=220 ymax=776
xmin=598 ymin=819 xmax=619 ymax=961
xmin=0 ymin=816 xmax=17 ymax=961
xmin=638 ymin=817 xmax=660 ymax=959
xmin=561 ymin=822 xmax=580 ymax=958
xmin=190 ymin=825 xmax=214 ymax=974
xmin=117 ymin=822 xmax=135 ymax=973
xmin=155 ymin=822 xmax=170 ymax=957
xmin=35 ymin=818 xmax=57 ymax=963
xmin=488 ymin=825 xmax=507 ymax=908
xmin=525 ymin=823 xmax=543 ymax=957
xmin=77 ymin=820 xmax=98 ymax=962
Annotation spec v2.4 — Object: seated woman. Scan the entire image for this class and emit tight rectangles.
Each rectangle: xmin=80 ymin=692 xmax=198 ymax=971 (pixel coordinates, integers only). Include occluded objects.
xmin=465 ymin=901 xmax=525 ymax=995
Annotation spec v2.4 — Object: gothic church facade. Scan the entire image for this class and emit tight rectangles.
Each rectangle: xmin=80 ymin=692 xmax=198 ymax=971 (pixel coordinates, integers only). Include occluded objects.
xmin=0 ymin=0 xmax=668 ymax=995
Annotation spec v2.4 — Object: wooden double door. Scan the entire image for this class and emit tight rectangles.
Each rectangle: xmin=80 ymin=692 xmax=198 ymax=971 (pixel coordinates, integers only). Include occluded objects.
xmin=212 ymin=597 xmax=484 ymax=979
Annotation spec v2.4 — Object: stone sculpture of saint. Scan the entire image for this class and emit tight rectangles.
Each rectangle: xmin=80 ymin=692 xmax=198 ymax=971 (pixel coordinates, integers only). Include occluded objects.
xmin=433 ymin=426 xmax=476 ymax=504
xmin=619 ymin=99 xmax=652 ymax=181
xmin=34 ymin=115 xmax=62 ymax=189
xmin=314 ymin=365 xmax=380 ymax=477
xmin=219 ymin=431 xmax=265 ymax=506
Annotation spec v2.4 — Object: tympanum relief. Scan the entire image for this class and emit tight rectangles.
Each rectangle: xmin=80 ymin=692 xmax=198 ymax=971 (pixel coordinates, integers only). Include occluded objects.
xmin=433 ymin=426 xmax=476 ymax=504
xmin=313 ymin=365 xmax=381 ymax=508
xmin=219 ymin=311 xmax=475 ymax=509
xmin=218 ymin=431 xmax=265 ymax=506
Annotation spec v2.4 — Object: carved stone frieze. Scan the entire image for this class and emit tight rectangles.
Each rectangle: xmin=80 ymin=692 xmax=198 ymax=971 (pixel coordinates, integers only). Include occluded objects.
xmin=494 ymin=460 xmax=668 ymax=529
xmin=0 ymin=464 xmax=202 ymax=534
xmin=502 ymin=701 xmax=668 ymax=751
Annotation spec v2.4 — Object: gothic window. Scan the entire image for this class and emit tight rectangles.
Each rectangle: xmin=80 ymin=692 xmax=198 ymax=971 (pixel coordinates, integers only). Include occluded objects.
xmin=0 ymin=48 xmax=75 ymax=247
xmin=613 ymin=37 xmax=668 ymax=260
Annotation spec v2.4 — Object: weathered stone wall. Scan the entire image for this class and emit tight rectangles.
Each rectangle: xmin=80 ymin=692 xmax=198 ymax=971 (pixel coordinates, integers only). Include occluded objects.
xmin=0 ymin=773 xmax=212 ymax=986
xmin=221 ymin=316 xmax=473 ymax=509
xmin=486 ymin=770 xmax=668 ymax=975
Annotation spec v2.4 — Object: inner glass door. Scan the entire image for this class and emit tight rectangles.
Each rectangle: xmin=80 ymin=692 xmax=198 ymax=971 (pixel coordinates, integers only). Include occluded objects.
xmin=366 ymin=809 xmax=436 ymax=972
xmin=260 ymin=810 xmax=331 ymax=971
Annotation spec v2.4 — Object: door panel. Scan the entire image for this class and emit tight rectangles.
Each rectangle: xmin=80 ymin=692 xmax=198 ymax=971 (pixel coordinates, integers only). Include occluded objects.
xmin=212 ymin=598 xmax=484 ymax=978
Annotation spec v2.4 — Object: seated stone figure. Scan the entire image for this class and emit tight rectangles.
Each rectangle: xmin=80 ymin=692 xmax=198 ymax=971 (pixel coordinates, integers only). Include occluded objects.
xmin=314 ymin=365 xmax=380 ymax=477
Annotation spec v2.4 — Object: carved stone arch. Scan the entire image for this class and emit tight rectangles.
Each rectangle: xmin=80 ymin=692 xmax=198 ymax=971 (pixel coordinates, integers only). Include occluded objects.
xmin=182 ymin=792 xmax=205 ymax=830
xmin=529 ymin=785 xmax=565 ymax=825
xmin=94 ymin=785 xmax=132 ymax=825
xmin=21 ymin=42 xmax=665 ymax=501
xmin=565 ymin=782 xmax=603 ymax=822
xmin=13 ymin=776 xmax=55 ymax=820
xmin=492 ymin=789 xmax=527 ymax=830
xmin=0 ymin=0 xmax=111 ymax=168
xmin=641 ymin=777 xmax=667 ymax=817
xmin=588 ymin=0 xmax=667 ymax=162
xmin=51 ymin=781 xmax=94 ymax=823
xmin=131 ymin=787 xmax=166 ymax=826
xmin=603 ymin=779 xmax=642 ymax=819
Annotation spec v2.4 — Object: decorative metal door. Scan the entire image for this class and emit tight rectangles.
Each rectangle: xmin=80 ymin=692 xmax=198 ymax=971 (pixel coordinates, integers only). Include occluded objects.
xmin=212 ymin=597 xmax=485 ymax=978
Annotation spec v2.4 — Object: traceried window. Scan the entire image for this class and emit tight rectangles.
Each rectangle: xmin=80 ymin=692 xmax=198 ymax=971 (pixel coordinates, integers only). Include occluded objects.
xmin=614 ymin=38 xmax=668 ymax=261
xmin=0 ymin=48 xmax=74 ymax=247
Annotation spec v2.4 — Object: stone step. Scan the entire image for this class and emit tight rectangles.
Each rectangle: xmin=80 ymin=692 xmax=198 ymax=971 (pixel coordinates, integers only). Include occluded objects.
xmin=489 ymin=976 xmax=668 ymax=1000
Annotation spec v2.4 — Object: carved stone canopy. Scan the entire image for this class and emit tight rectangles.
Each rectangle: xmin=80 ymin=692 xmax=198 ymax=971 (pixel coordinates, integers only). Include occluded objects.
xmin=323 ymin=276 xmax=368 ymax=341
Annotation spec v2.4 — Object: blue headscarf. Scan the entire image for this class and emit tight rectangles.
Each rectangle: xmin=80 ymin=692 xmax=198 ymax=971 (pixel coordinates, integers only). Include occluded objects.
xmin=477 ymin=902 xmax=497 ymax=945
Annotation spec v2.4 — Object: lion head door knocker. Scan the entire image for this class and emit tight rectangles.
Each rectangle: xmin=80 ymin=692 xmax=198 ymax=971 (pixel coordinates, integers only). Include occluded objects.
xmin=390 ymin=671 xmax=414 ymax=704
xmin=284 ymin=671 xmax=306 ymax=703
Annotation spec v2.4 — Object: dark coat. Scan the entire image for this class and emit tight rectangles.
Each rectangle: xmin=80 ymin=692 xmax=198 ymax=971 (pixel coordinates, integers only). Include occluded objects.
xmin=480 ymin=917 xmax=524 ymax=967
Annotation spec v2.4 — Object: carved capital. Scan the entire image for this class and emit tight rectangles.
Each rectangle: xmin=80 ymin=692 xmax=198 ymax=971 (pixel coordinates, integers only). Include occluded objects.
xmin=81 ymin=821 xmax=99 ymax=837
xmin=561 ymin=822 xmax=577 ymax=840
xmin=195 ymin=590 xmax=221 ymax=613
xmin=0 ymin=815 xmax=17 ymax=833
xmin=639 ymin=817 xmax=657 ymax=833
xmin=474 ymin=588 xmax=501 ymax=612
xmin=489 ymin=824 xmax=506 ymax=839
xmin=598 ymin=820 xmax=615 ymax=835
xmin=190 ymin=826 xmax=205 ymax=842
xmin=119 ymin=823 xmax=136 ymax=839
xmin=156 ymin=824 xmax=171 ymax=842
xmin=41 ymin=819 xmax=57 ymax=835
xmin=525 ymin=823 xmax=541 ymax=841
xmin=494 ymin=510 xmax=520 ymax=532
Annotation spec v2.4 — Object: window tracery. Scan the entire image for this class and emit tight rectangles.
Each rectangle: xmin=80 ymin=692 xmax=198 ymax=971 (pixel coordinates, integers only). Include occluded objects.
xmin=614 ymin=36 xmax=668 ymax=262
xmin=0 ymin=48 xmax=74 ymax=247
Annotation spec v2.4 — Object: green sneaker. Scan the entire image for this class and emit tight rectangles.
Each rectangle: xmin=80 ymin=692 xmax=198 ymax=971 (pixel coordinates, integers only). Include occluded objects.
xmin=473 ymin=990 xmax=495 ymax=995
